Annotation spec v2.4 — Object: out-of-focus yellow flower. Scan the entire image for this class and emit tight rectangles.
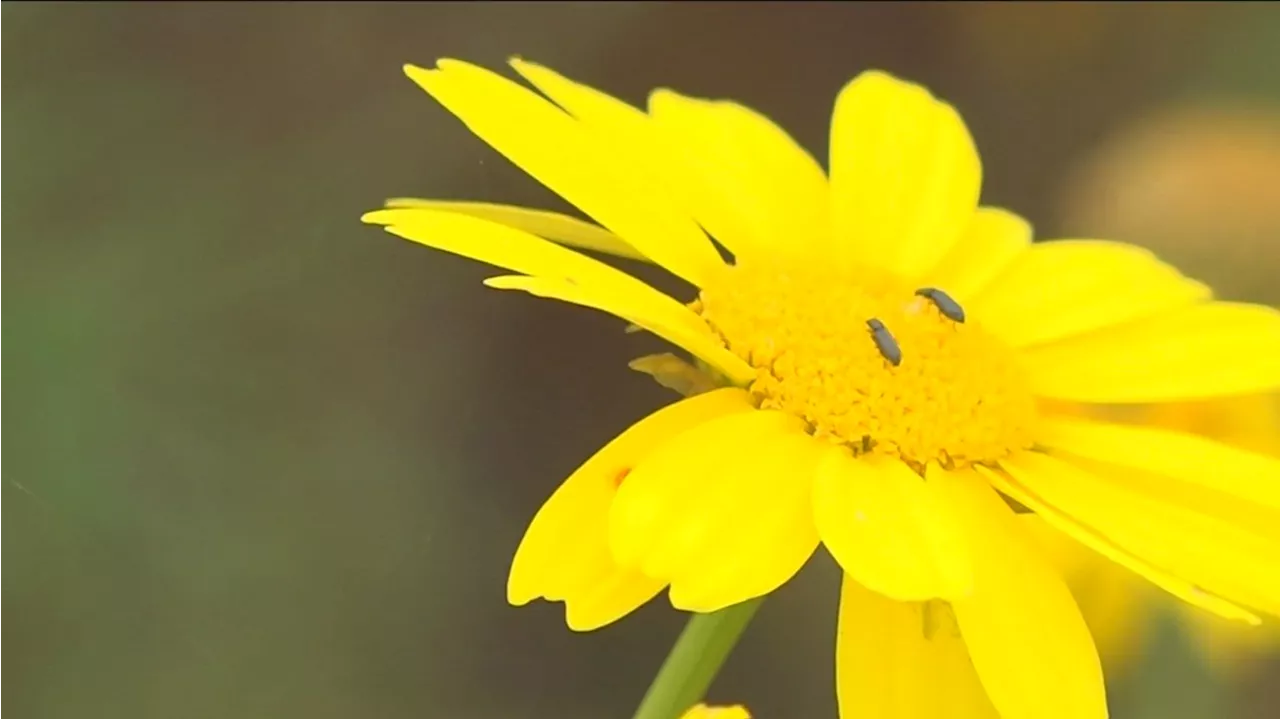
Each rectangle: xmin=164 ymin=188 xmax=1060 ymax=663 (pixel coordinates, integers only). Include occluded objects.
xmin=1029 ymin=393 xmax=1280 ymax=680
xmin=365 ymin=58 xmax=1280 ymax=719
xmin=681 ymin=703 xmax=751 ymax=719
xmin=1057 ymin=104 xmax=1280 ymax=306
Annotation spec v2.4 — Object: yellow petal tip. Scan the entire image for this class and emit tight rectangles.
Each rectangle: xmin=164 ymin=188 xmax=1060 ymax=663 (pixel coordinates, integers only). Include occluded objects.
xmin=1217 ymin=598 xmax=1263 ymax=626
xmin=407 ymin=59 xmax=476 ymax=89
xmin=506 ymin=562 xmax=547 ymax=607
xmin=646 ymin=87 xmax=678 ymax=107
xmin=564 ymin=607 xmax=610 ymax=633
xmin=482 ymin=275 xmax=526 ymax=290
xmin=361 ymin=209 xmax=396 ymax=225
xmin=667 ymin=588 xmax=730 ymax=615
xmin=682 ymin=705 xmax=751 ymax=719
xmin=665 ymin=584 xmax=701 ymax=612
xmin=851 ymin=68 xmax=905 ymax=88
xmin=383 ymin=197 xmax=421 ymax=209
xmin=507 ymin=57 xmax=560 ymax=89
xmin=505 ymin=582 xmax=537 ymax=607
xmin=402 ymin=63 xmax=439 ymax=85
xmin=432 ymin=58 xmax=471 ymax=73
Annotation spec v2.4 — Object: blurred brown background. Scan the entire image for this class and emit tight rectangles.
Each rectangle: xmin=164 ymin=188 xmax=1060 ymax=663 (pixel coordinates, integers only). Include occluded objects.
xmin=4 ymin=3 xmax=1279 ymax=719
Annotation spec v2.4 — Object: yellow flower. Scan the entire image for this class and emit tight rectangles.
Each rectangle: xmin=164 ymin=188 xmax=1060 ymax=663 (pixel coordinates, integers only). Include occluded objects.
xmin=681 ymin=704 xmax=750 ymax=719
xmin=363 ymin=58 xmax=1280 ymax=719
xmin=1028 ymin=393 xmax=1280 ymax=681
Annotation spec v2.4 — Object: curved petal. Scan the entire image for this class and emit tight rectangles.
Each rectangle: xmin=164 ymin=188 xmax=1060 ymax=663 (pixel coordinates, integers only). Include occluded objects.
xmin=509 ymin=388 xmax=753 ymax=630
xmin=607 ymin=409 xmax=810 ymax=607
xmin=384 ymin=198 xmax=646 ymax=261
xmin=404 ymin=60 xmax=722 ymax=286
xmin=647 ymin=89 xmax=829 ymax=262
xmin=813 ymin=454 xmax=972 ymax=601
xmin=829 ymin=70 xmax=981 ymax=277
xmin=980 ymin=464 xmax=1258 ymax=624
xmin=935 ymin=468 xmax=1108 ymax=719
xmin=362 ymin=208 xmax=700 ymax=336
xmin=836 ymin=575 xmax=998 ymax=719
xmin=1024 ymin=301 xmax=1280 ymax=403
xmin=665 ymin=432 xmax=828 ymax=612
xmin=1040 ymin=416 xmax=1280 ymax=512
xmin=969 ymin=240 xmax=1210 ymax=348
xmin=1001 ymin=451 xmax=1280 ymax=617
xmin=920 ymin=207 xmax=1032 ymax=303
xmin=483 ymin=275 xmax=755 ymax=386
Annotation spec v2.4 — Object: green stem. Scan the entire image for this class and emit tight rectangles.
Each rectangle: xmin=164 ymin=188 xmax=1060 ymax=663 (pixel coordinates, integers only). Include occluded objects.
xmin=631 ymin=597 xmax=765 ymax=719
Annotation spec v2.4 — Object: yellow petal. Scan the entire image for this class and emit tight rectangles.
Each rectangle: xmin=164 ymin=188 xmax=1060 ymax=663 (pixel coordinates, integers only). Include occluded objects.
xmin=969 ymin=240 xmax=1210 ymax=348
xmin=404 ymin=60 xmax=722 ymax=286
xmin=383 ymin=198 xmax=646 ymax=261
xmin=681 ymin=705 xmax=751 ymax=719
xmin=935 ymin=469 xmax=1108 ymax=719
xmin=1017 ymin=514 xmax=1093 ymax=578
xmin=829 ymin=70 xmax=981 ymax=277
xmin=564 ymin=563 xmax=665 ymax=633
xmin=361 ymin=208 xmax=700 ymax=336
xmin=1001 ymin=451 xmax=1280 ymax=617
xmin=1025 ymin=301 xmax=1280 ymax=403
xmin=647 ymin=88 xmax=828 ymax=262
xmin=509 ymin=388 xmax=753 ymax=630
xmin=980 ymin=463 xmax=1258 ymax=624
xmin=813 ymin=454 xmax=972 ymax=601
xmin=511 ymin=58 xmax=824 ymax=266
xmin=607 ymin=409 xmax=801 ymax=580
xmin=1052 ymin=397 xmax=1280 ymax=577
xmin=921 ymin=207 xmax=1032 ymax=304
xmin=483 ymin=275 xmax=755 ymax=386
xmin=665 ymin=432 xmax=827 ymax=612
xmin=1040 ymin=416 xmax=1280 ymax=512
xmin=836 ymin=576 xmax=998 ymax=719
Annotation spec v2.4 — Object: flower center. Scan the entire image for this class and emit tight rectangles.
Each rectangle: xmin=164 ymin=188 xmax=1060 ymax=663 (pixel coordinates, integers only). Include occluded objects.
xmin=696 ymin=258 xmax=1038 ymax=469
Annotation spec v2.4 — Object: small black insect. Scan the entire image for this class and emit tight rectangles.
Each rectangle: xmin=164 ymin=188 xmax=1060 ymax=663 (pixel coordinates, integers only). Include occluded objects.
xmin=914 ymin=287 xmax=966 ymax=323
xmin=866 ymin=318 xmax=902 ymax=366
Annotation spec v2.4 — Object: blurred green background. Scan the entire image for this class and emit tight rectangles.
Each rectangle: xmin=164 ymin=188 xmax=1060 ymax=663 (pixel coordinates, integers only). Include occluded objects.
xmin=5 ymin=3 xmax=1280 ymax=719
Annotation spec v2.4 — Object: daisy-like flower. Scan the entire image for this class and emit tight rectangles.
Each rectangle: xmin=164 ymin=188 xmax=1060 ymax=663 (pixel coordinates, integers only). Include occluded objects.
xmin=364 ymin=58 xmax=1280 ymax=719
xmin=1030 ymin=393 xmax=1280 ymax=682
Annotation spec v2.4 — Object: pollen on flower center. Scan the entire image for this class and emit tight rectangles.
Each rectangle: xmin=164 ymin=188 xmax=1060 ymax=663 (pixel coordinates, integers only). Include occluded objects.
xmin=696 ymin=259 xmax=1038 ymax=468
